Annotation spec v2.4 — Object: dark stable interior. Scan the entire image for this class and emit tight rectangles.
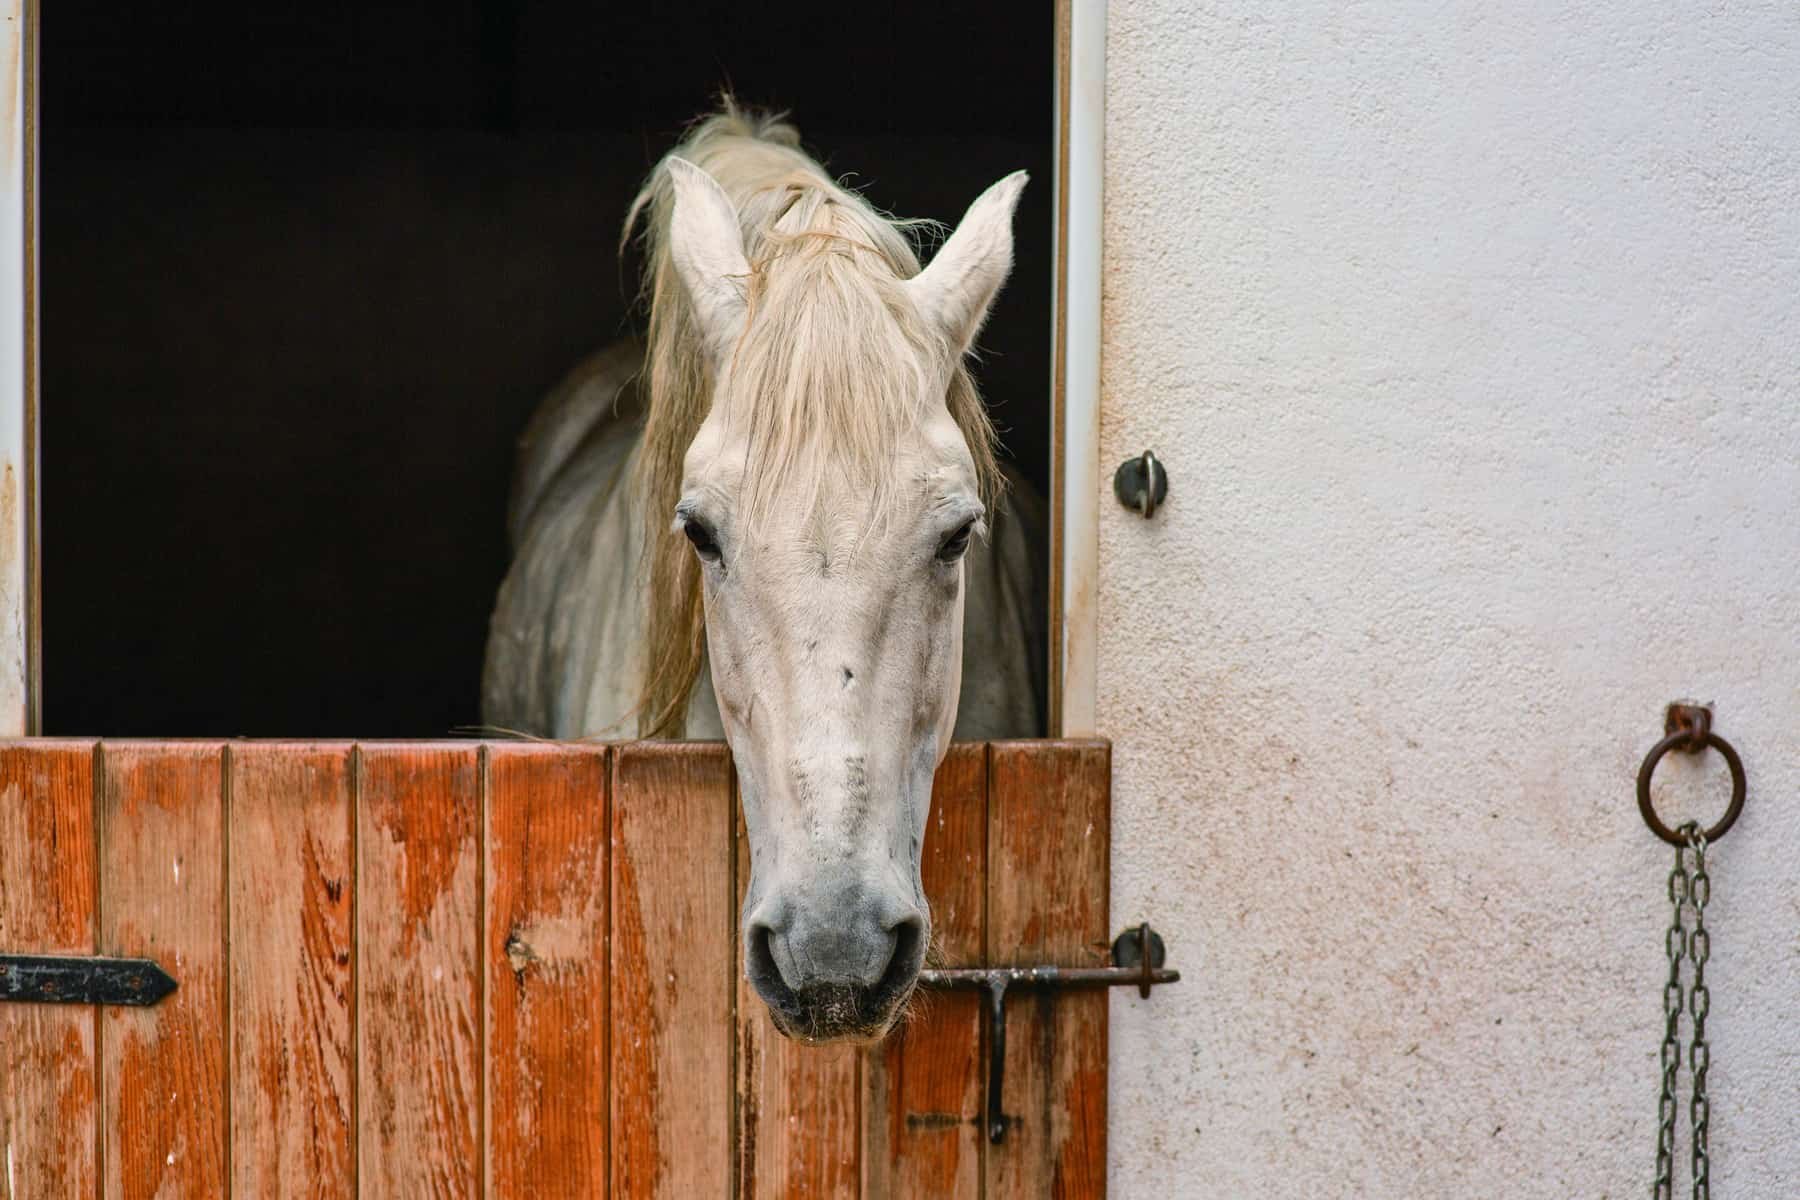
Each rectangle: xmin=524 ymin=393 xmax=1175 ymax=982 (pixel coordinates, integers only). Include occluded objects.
xmin=42 ymin=2 xmax=1052 ymax=735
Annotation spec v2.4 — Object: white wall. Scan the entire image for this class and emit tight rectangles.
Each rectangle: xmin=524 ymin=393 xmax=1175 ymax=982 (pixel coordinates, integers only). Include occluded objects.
xmin=1100 ymin=4 xmax=1800 ymax=1194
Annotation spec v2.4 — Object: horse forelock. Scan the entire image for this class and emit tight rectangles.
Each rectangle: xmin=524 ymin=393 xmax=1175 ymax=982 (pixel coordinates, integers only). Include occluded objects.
xmin=727 ymin=198 xmax=951 ymax=536
xmin=628 ymin=98 xmax=999 ymax=736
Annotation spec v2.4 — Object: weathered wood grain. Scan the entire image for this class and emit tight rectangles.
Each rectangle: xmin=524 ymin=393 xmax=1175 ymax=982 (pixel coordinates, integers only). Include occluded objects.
xmin=356 ymin=743 xmax=482 ymax=1198
xmin=485 ymin=742 xmax=610 ymax=1195
xmin=864 ymin=742 xmax=989 ymax=1200
xmin=735 ymin=790 xmax=861 ymax=1200
xmin=100 ymin=741 xmax=229 ymax=1198
xmin=228 ymin=742 xmax=355 ymax=1197
xmin=0 ymin=740 xmax=99 ymax=1196
xmin=986 ymin=740 xmax=1110 ymax=1200
xmin=3 ymin=736 xmax=1109 ymax=1196
xmin=610 ymin=742 xmax=733 ymax=1200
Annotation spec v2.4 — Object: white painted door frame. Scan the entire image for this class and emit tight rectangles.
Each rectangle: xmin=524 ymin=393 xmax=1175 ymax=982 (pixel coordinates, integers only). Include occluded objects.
xmin=0 ymin=2 xmax=1100 ymax=741
xmin=1052 ymin=0 xmax=1104 ymax=737
xmin=0 ymin=0 xmax=35 ymax=737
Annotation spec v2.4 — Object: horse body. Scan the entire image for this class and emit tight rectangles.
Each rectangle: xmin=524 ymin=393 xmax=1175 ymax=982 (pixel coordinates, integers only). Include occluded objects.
xmin=483 ymin=104 xmax=1040 ymax=1039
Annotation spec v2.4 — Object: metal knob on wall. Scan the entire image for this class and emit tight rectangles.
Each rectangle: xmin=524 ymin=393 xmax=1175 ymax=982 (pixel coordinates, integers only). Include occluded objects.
xmin=1114 ymin=449 xmax=1168 ymax=518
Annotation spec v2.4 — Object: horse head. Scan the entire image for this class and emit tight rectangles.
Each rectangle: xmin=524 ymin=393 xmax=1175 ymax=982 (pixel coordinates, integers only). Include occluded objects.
xmin=653 ymin=141 xmax=1025 ymax=1042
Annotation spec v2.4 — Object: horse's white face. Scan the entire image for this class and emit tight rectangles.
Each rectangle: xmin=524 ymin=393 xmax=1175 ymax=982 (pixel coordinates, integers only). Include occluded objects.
xmin=665 ymin=159 xmax=1024 ymax=1041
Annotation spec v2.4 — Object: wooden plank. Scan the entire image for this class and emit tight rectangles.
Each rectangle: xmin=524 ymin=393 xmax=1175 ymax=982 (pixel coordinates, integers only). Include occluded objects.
xmin=228 ymin=742 xmax=355 ymax=1197
xmin=610 ymin=742 xmax=733 ymax=1200
xmin=100 ymin=741 xmax=229 ymax=1198
xmin=485 ymin=742 xmax=610 ymax=1195
xmin=0 ymin=741 xmax=98 ymax=1195
xmin=735 ymin=786 xmax=861 ymax=1200
xmin=986 ymin=740 xmax=1110 ymax=1200
xmin=864 ymin=742 xmax=989 ymax=1200
xmin=357 ymin=743 xmax=482 ymax=1198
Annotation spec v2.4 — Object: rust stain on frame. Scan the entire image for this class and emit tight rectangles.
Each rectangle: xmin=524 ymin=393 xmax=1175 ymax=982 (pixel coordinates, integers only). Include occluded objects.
xmin=1 ymin=3 xmax=18 ymax=177
xmin=0 ymin=454 xmax=20 ymax=736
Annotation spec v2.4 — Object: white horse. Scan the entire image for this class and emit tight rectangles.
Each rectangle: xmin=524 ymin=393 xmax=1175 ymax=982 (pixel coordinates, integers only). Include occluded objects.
xmin=483 ymin=104 xmax=1043 ymax=1040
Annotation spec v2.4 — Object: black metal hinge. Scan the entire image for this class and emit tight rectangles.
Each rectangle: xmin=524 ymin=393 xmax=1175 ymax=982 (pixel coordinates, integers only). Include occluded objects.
xmin=918 ymin=922 xmax=1180 ymax=1143
xmin=0 ymin=954 xmax=178 ymax=1006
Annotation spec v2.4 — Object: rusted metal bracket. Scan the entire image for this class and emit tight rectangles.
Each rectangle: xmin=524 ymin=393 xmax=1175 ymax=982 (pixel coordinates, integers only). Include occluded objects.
xmin=919 ymin=922 xmax=1180 ymax=1143
xmin=0 ymin=954 xmax=178 ymax=1006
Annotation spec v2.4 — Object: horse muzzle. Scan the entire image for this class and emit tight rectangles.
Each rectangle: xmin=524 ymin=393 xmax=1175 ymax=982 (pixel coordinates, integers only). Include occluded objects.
xmin=744 ymin=890 xmax=928 ymax=1042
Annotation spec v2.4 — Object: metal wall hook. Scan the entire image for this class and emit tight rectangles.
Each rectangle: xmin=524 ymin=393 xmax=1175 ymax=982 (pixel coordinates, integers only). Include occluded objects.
xmin=1111 ymin=921 xmax=1167 ymax=998
xmin=1113 ymin=450 xmax=1168 ymax=518
xmin=1663 ymin=701 xmax=1712 ymax=753
xmin=1637 ymin=702 xmax=1746 ymax=847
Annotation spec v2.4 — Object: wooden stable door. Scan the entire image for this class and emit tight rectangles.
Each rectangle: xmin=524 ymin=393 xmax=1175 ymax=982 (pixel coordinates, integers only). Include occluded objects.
xmin=0 ymin=740 xmax=1110 ymax=1197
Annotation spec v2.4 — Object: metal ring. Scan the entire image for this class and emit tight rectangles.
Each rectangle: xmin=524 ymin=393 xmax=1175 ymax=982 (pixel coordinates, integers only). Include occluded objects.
xmin=1636 ymin=730 xmax=1745 ymax=847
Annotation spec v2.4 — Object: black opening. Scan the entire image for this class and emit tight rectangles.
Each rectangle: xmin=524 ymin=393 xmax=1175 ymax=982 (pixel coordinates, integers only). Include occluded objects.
xmin=43 ymin=2 xmax=1053 ymax=735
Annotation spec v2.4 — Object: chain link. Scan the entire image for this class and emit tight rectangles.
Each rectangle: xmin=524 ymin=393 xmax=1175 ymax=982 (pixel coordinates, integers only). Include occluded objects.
xmin=1652 ymin=821 xmax=1716 ymax=1200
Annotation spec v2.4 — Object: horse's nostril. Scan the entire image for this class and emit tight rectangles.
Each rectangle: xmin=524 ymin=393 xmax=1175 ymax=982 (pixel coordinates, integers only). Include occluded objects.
xmin=746 ymin=919 xmax=788 ymax=993
xmin=876 ymin=912 xmax=925 ymax=1001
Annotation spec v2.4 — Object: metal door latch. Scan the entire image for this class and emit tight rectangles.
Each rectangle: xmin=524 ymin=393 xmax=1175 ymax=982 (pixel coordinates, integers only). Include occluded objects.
xmin=919 ymin=922 xmax=1180 ymax=1143
xmin=0 ymin=954 xmax=178 ymax=1006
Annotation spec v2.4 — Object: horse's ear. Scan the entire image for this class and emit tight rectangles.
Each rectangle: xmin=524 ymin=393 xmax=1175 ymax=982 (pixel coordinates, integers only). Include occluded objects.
xmin=666 ymin=156 xmax=752 ymax=359
xmin=904 ymin=170 xmax=1028 ymax=356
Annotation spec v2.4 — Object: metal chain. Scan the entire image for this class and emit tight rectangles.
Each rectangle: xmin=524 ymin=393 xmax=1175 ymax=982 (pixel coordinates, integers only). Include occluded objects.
xmin=1687 ymin=827 xmax=1712 ymax=1200
xmin=1652 ymin=820 xmax=1716 ymax=1200
xmin=1653 ymin=825 xmax=1692 ymax=1200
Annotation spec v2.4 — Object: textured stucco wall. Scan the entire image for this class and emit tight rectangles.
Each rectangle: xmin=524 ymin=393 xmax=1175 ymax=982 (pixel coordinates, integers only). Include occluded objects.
xmin=1100 ymin=5 xmax=1800 ymax=1195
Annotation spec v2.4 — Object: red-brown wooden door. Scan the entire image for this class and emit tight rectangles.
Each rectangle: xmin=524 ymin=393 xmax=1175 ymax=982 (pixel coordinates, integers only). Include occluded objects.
xmin=0 ymin=739 xmax=1109 ymax=1197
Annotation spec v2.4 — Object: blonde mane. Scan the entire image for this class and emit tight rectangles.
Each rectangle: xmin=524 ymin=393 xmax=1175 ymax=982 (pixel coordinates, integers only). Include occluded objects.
xmin=624 ymin=100 xmax=1001 ymax=736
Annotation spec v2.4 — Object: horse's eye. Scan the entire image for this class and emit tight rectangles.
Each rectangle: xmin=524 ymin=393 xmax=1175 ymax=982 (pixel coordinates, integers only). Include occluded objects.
xmin=936 ymin=520 xmax=975 ymax=563
xmin=684 ymin=520 xmax=722 ymax=563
